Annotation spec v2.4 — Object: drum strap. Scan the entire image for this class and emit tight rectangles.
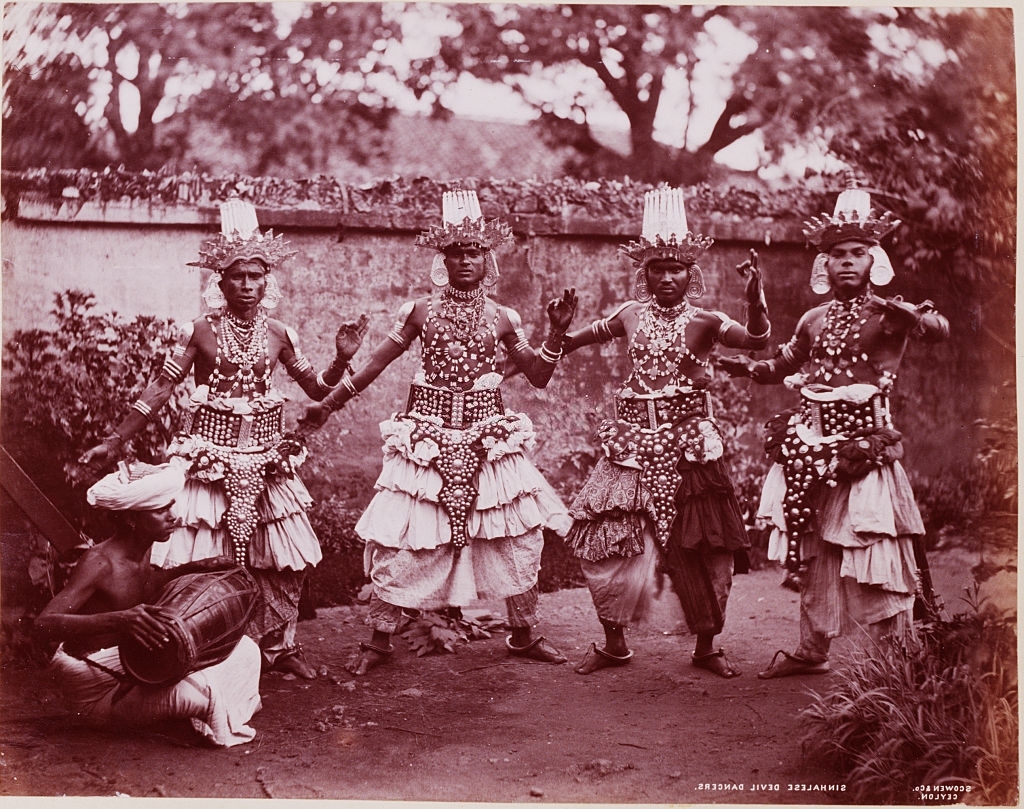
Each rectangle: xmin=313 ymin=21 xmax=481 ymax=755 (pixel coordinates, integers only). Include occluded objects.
xmin=67 ymin=647 xmax=137 ymax=703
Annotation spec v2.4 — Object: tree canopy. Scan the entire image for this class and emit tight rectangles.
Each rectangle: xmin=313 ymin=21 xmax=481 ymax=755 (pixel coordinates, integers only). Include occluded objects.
xmin=2 ymin=2 xmax=402 ymax=173
xmin=3 ymin=3 xmax=1015 ymax=288
xmin=406 ymin=5 xmax=945 ymax=184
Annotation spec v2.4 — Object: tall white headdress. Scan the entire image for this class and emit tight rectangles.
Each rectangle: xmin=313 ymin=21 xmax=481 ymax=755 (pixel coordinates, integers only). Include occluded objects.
xmin=621 ymin=187 xmax=714 ymax=268
xmin=191 ymin=196 xmax=290 ymax=309
xmin=416 ymin=189 xmax=513 ymax=287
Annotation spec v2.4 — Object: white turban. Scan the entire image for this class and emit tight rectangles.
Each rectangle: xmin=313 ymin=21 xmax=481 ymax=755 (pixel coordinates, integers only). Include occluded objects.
xmin=86 ymin=462 xmax=185 ymax=511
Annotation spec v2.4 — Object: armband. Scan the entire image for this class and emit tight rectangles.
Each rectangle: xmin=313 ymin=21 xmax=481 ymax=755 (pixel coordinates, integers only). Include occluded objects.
xmin=591 ymin=319 xmax=614 ymax=343
xmin=130 ymin=400 xmax=154 ymax=420
xmin=161 ymin=357 xmax=187 ymax=383
xmin=746 ymin=323 xmax=771 ymax=341
xmin=539 ymin=344 xmax=563 ymax=364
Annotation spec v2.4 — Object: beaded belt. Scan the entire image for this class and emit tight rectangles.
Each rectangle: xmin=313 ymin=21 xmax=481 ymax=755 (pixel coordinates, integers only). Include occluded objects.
xmin=799 ymin=391 xmax=891 ymax=438
xmin=185 ymin=403 xmax=284 ymax=449
xmin=406 ymin=384 xmax=504 ymax=429
xmin=614 ymin=390 xmax=711 ymax=430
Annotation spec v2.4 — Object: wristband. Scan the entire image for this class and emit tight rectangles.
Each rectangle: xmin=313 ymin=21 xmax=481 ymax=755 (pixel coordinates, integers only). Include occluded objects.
xmin=539 ymin=344 xmax=563 ymax=364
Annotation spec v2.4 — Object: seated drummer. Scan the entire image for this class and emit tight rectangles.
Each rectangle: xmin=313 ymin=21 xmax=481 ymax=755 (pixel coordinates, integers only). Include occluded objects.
xmin=34 ymin=461 xmax=262 ymax=747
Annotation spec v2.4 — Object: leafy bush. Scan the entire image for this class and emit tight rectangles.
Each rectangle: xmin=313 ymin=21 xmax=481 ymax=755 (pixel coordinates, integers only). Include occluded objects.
xmin=304 ymin=495 xmax=367 ymax=607
xmin=1 ymin=290 xmax=191 ymax=659
xmin=913 ymin=418 xmax=1018 ymax=536
xmin=1 ymin=289 xmax=190 ymax=521
xmin=801 ymin=588 xmax=1018 ymax=805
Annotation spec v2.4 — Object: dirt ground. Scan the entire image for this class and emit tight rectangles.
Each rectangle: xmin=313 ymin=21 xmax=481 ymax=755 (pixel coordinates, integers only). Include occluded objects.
xmin=0 ymin=541 xmax=1012 ymax=806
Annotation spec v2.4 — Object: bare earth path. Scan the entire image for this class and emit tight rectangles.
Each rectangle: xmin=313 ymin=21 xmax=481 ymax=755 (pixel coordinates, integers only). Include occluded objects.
xmin=0 ymin=544 xmax=1006 ymax=805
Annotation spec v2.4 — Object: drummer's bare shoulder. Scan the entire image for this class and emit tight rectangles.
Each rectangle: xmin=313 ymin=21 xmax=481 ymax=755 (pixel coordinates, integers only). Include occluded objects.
xmin=38 ymin=543 xmax=134 ymax=619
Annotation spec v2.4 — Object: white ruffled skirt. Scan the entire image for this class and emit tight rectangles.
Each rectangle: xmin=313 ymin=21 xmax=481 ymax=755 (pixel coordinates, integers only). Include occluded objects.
xmin=152 ymin=460 xmax=322 ymax=572
xmin=757 ymin=460 xmax=924 ymax=595
xmin=355 ymin=413 xmax=571 ymax=608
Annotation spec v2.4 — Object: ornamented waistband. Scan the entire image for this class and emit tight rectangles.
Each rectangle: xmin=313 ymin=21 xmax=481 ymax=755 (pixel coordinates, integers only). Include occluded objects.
xmin=406 ymin=383 xmax=504 ymax=429
xmin=798 ymin=390 xmax=892 ymax=438
xmin=614 ymin=390 xmax=711 ymax=430
xmin=183 ymin=402 xmax=284 ymax=449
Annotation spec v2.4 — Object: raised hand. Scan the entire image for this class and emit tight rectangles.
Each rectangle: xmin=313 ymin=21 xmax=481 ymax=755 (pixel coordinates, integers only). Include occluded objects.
xmin=741 ymin=251 xmax=766 ymax=307
xmin=547 ymin=288 xmax=578 ymax=333
xmin=334 ymin=314 xmax=370 ymax=362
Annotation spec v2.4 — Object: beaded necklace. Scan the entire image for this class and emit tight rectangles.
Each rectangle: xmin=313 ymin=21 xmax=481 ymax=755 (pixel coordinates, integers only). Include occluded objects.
xmin=626 ymin=300 xmax=705 ymax=392
xmin=810 ymin=291 xmax=871 ymax=384
xmin=421 ymin=289 xmax=497 ymax=391
xmin=206 ymin=308 xmax=272 ymax=396
xmin=440 ymin=285 xmax=486 ymax=342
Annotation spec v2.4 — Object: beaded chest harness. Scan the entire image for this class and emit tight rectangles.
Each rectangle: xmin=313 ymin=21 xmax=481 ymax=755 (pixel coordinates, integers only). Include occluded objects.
xmin=624 ymin=301 xmax=707 ymax=393
xmin=402 ymin=290 xmax=516 ymax=552
xmin=601 ymin=390 xmax=717 ymax=547
xmin=420 ymin=288 xmax=499 ymax=391
xmin=808 ymin=293 xmax=871 ymax=384
xmin=178 ymin=310 xmax=309 ymax=566
xmin=205 ymin=309 xmax=273 ymax=396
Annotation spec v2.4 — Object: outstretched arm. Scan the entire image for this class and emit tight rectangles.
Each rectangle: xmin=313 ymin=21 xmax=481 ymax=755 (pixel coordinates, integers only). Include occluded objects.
xmin=282 ymin=314 xmax=370 ymax=401
xmin=503 ymin=288 xmax=578 ymax=388
xmin=298 ymin=302 xmax=421 ymax=431
xmin=76 ymin=323 xmax=199 ymax=479
xmin=719 ymin=307 xmax=812 ymax=385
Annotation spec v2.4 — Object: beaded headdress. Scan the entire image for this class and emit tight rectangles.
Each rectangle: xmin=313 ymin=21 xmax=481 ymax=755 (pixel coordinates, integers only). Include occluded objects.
xmin=191 ymin=198 xmax=297 ymax=273
xmin=805 ymin=179 xmax=900 ymax=294
xmin=622 ymin=187 xmax=712 ymax=300
xmin=192 ymin=198 xmax=290 ymax=309
xmin=417 ymin=190 xmax=513 ymax=287
xmin=803 ymin=177 xmax=901 ymax=253
xmin=415 ymin=190 xmax=514 ymax=252
xmin=621 ymin=187 xmax=714 ymax=268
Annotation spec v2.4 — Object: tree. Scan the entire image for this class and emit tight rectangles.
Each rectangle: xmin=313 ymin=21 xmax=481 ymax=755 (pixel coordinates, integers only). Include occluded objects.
xmin=403 ymin=5 xmax=991 ymax=186
xmin=826 ymin=8 xmax=1015 ymax=287
xmin=2 ymin=2 xmax=401 ymax=173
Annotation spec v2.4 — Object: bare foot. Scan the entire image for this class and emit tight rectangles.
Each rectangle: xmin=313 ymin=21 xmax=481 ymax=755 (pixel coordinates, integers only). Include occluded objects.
xmin=574 ymin=642 xmax=633 ymax=675
xmin=344 ymin=642 xmax=393 ymax=676
xmin=274 ymin=648 xmax=317 ymax=679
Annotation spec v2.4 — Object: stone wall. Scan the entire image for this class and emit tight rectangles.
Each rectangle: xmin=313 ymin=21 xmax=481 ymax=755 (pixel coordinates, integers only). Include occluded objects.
xmin=1 ymin=177 xmax=1004 ymax=510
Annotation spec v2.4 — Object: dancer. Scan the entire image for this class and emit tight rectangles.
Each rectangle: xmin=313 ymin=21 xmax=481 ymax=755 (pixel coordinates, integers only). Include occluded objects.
xmin=79 ymin=198 xmax=368 ymax=678
xmin=719 ymin=179 xmax=949 ymax=678
xmin=302 ymin=189 xmax=577 ymax=675
xmin=561 ymin=187 xmax=770 ymax=677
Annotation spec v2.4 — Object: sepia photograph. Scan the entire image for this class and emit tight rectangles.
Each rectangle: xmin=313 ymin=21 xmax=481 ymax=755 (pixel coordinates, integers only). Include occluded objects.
xmin=0 ymin=2 xmax=1017 ymax=807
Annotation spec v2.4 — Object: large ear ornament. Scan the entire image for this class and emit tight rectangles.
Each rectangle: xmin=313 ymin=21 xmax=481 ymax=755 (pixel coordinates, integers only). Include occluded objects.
xmin=809 ymin=254 xmax=831 ymax=295
xmin=868 ymin=246 xmax=894 ymax=287
xmin=430 ymin=253 xmax=449 ymax=287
